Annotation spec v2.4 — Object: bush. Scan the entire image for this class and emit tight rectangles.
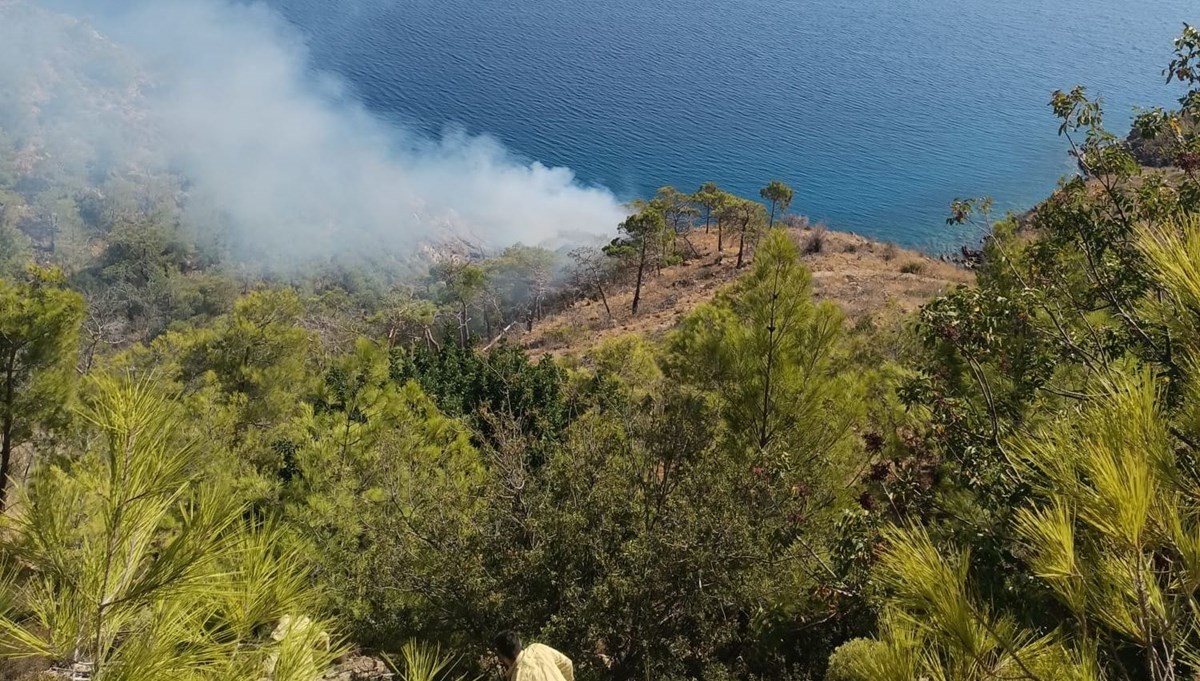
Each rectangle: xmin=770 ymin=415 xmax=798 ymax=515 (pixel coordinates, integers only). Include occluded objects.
xmin=825 ymin=638 xmax=884 ymax=681
xmin=386 ymin=641 xmax=471 ymax=681
xmin=783 ymin=213 xmax=811 ymax=229
xmin=543 ymin=323 xmax=585 ymax=348
xmin=588 ymin=333 xmax=663 ymax=391
xmin=802 ymin=227 xmax=827 ymax=255
xmin=881 ymin=242 xmax=899 ymax=261
xmin=899 ymin=261 xmax=925 ymax=275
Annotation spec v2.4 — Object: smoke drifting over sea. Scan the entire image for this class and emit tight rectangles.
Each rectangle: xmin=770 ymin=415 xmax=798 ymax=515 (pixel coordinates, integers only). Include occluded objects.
xmin=0 ymin=0 xmax=627 ymax=261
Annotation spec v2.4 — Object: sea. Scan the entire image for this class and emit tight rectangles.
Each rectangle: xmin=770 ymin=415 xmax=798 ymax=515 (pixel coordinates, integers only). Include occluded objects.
xmin=264 ymin=0 xmax=1195 ymax=247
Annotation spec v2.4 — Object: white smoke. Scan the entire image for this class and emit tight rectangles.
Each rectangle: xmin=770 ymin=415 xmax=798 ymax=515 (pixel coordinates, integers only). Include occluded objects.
xmin=0 ymin=0 xmax=627 ymax=261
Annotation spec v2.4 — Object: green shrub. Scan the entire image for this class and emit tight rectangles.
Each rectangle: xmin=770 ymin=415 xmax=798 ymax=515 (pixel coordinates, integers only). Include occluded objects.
xmin=899 ymin=261 xmax=925 ymax=275
xmin=825 ymin=638 xmax=883 ymax=681
xmin=386 ymin=641 xmax=476 ymax=681
xmin=588 ymin=333 xmax=663 ymax=391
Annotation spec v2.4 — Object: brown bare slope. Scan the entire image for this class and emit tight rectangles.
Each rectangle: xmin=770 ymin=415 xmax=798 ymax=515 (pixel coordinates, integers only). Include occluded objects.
xmin=519 ymin=227 xmax=974 ymax=357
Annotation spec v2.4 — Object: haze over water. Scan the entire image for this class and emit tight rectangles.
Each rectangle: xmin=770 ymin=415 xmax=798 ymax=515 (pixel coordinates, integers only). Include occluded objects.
xmin=268 ymin=0 xmax=1192 ymax=246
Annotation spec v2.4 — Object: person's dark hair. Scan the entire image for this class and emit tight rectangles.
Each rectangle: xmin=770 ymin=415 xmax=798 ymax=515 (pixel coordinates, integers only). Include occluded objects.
xmin=493 ymin=630 xmax=522 ymax=661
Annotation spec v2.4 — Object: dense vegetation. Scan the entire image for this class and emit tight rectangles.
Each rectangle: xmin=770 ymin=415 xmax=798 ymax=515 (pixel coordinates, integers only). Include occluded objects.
xmin=1 ymin=20 xmax=1200 ymax=681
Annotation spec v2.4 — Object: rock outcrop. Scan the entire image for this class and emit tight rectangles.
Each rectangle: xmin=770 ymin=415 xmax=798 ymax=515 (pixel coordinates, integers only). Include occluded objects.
xmin=321 ymin=654 xmax=394 ymax=681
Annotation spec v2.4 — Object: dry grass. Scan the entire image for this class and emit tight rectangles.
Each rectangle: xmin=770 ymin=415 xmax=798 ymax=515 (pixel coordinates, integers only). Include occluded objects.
xmin=518 ymin=227 xmax=974 ymax=359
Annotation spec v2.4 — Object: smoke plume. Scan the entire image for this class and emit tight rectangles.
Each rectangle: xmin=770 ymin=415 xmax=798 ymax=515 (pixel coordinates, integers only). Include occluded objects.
xmin=0 ymin=0 xmax=627 ymax=262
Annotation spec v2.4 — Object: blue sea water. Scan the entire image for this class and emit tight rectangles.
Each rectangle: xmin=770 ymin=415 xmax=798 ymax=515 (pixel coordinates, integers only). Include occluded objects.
xmin=265 ymin=0 xmax=1194 ymax=247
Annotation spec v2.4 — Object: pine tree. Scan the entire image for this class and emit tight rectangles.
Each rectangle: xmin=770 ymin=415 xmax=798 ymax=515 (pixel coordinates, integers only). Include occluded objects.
xmin=759 ymin=180 xmax=794 ymax=229
xmin=0 ymin=376 xmax=339 ymax=680
xmin=853 ymin=217 xmax=1200 ymax=681
xmin=0 ymin=266 xmax=84 ymax=509
xmin=666 ymin=229 xmax=860 ymax=456
xmin=613 ymin=209 xmax=666 ymax=315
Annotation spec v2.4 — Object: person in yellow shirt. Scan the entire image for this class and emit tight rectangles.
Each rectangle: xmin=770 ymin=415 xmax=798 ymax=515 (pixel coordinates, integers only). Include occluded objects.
xmin=493 ymin=630 xmax=574 ymax=681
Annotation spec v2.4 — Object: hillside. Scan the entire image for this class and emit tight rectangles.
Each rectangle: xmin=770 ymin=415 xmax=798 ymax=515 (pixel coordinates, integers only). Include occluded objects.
xmin=3 ymin=12 xmax=1200 ymax=681
xmin=520 ymin=226 xmax=973 ymax=356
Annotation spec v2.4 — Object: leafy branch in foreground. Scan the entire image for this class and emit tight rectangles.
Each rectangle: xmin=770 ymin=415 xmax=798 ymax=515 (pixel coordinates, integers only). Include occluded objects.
xmin=0 ymin=376 xmax=340 ymax=680
xmin=841 ymin=216 xmax=1200 ymax=681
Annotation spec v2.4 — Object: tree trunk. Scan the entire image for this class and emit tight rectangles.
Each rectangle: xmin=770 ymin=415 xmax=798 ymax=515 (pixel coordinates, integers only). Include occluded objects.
xmin=459 ymin=300 xmax=468 ymax=347
xmin=704 ymin=208 xmax=711 ymax=233
xmin=680 ymin=233 xmax=701 ymax=258
xmin=768 ymin=200 xmax=777 ymax=229
xmin=0 ymin=355 xmax=15 ymax=510
xmin=632 ymin=240 xmax=647 ymax=315
xmin=82 ymin=335 xmax=101 ymax=375
xmin=596 ymin=283 xmax=612 ymax=320
xmin=736 ymin=221 xmax=747 ymax=268
xmin=0 ymin=420 xmax=11 ymax=511
xmin=759 ymin=276 xmax=781 ymax=449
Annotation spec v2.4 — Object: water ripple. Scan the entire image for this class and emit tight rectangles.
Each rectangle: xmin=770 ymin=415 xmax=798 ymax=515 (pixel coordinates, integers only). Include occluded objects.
xmin=269 ymin=0 xmax=1193 ymax=245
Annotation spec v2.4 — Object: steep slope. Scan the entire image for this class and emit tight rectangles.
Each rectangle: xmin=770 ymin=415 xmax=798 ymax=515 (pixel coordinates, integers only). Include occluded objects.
xmin=520 ymin=226 xmax=974 ymax=356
